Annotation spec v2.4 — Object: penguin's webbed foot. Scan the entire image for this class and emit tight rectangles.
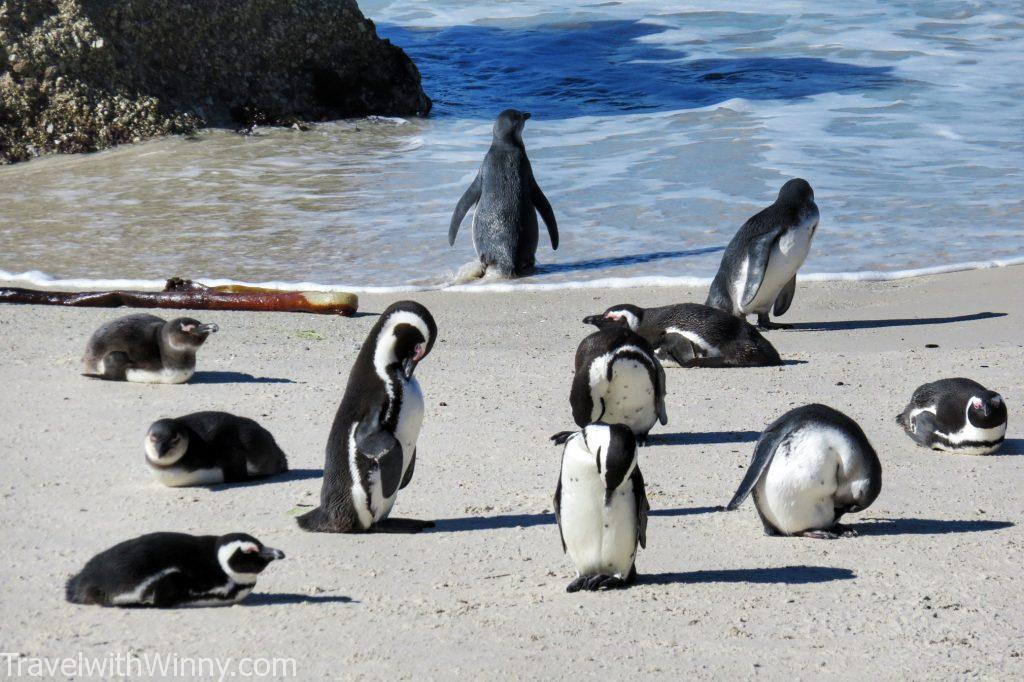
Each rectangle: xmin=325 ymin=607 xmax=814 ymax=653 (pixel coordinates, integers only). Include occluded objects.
xmin=567 ymin=574 xmax=629 ymax=592
xmin=756 ymin=314 xmax=791 ymax=331
xmin=800 ymin=524 xmax=858 ymax=540
xmin=373 ymin=518 xmax=436 ymax=534
xmin=566 ymin=576 xmax=588 ymax=593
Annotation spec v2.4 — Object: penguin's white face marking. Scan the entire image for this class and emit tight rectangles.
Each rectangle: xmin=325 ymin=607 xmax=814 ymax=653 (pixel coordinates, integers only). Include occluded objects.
xmin=373 ymin=311 xmax=432 ymax=384
xmin=606 ymin=309 xmax=640 ymax=332
xmin=217 ymin=541 xmax=261 ymax=585
xmin=969 ymin=397 xmax=984 ymax=411
xmin=145 ymin=431 xmax=189 ymax=466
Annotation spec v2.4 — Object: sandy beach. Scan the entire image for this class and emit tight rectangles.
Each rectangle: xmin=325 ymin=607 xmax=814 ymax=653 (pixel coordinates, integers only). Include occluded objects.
xmin=0 ymin=265 xmax=1021 ymax=680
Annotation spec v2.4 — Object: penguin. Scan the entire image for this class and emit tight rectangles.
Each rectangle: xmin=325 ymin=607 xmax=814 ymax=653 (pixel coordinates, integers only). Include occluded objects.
xmin=448 ymin=109 xmax=558 ymax=280
xmin=706 ymin=179 xmax=819 ymax=330
xmin=725 ymin=404 xmax=881 ymax=539
xmin=561 ymin=326 xmax=667 ymax=444
xmin=65 ymin=532 xmax=284 ymax=607
xmin=297 ymin=300 xmax=437 ymax=533
xmin=83 ymin=313 xmax=218 ymax=383
xmin=145 ymin=412 xmax=289 ymax=487
xmin=583 ymin=302 xmax=781 ymax=368
xmin=896 ymin=378 xmax=1007 ymax=455
xmin=552 ymin=424 xmax=648 ymax=592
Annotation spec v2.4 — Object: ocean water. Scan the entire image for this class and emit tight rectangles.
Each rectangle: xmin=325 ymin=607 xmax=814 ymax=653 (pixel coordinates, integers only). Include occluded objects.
xmin=1 ymin=0 xmax=1022 ymax=291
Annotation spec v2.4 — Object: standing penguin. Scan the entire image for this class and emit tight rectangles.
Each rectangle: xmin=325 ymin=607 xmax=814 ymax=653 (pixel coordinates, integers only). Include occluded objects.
xmin=725 ymin=404 xmax=881 ymax=539
xmin=145 ymin=412 xmax=288 ymax=487
xmin=66 ymin=532 xmax=284 ymax=607
xmin=297 ymin=301 xmax=437 ymax=533
xmin=897 ymin=378 xmax=1007 ymax=455
xmin=448 ymin=109 xmax=558 ymax=279
xmin=553 ymin=424 xmax=648 ymax=592
xmin=706 ymin=179 xmax=819 ymax=330
xmin=583 ymin=302 xmax=781 ymax=367
xmin=83 ymin=313 xmax=218 ymax=383
xmin=561 ymin=326 xmax=667 ymax=444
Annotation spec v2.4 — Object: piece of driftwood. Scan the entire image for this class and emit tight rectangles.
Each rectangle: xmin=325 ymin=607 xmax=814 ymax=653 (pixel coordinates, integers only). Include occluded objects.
xmin=0 ymin=278 xmax=358 ymax=316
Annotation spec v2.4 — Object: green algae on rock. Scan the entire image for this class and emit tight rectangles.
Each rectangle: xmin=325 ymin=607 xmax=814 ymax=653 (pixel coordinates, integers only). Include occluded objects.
xmin=0 ymin=0 xmax=431 ymax=163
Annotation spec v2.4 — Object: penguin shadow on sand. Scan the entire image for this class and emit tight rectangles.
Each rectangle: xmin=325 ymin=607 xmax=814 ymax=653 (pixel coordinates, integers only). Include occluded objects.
xmin=205 ymin=469 xmax=323 ymax=492
xmin=647 ymin=431 xmax=761 ymax=447
xmin=849 ymin=517 xmax=1014 ymax=536
xmin=991 ymin=437 xmax=1024 ymax=456
xmin=189 ymin=371 xmax=294 ymax=384
xmin=241 ymin=593 xmax=357 ymax=607
xmin=639 ymin=565 xmax=856 ymax=586
xmin=428 ymin=505 xmax=719 ymax=533
xmin=787 ymin=311 xmax=1006 ymax=332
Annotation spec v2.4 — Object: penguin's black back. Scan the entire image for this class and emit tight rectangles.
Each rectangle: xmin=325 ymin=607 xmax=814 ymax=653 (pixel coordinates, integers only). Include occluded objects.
xmin=86 ymin=314 xmax=166 ymax=362
xmin=174 ymin=411 xmax=288 ymax=478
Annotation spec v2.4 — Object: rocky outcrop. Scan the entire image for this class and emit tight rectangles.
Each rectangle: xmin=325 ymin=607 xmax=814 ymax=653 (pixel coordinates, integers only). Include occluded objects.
xmin=0 ymin=0 xmax=431 ymax=163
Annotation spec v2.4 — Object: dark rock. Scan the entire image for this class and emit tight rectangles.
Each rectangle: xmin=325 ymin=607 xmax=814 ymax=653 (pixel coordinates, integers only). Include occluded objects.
xmin=0 ymin=0 xmax=431 ymax=163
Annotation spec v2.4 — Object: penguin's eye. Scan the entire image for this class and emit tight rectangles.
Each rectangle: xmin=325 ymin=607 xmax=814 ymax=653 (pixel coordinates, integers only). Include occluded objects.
xmin=241 ymin=544 xmax=258 ymax=554
xmin=970 ymin=398 xmax=983 ymax=410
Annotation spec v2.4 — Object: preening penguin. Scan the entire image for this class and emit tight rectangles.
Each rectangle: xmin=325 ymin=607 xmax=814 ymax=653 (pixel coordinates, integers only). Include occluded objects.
xmin=65 ymin=532 xmax=283 ymax=607
xmin=552 ymin=424 xmax=648 ymax=592
xmin=83 ymin=313 xmax=218 ymax=383
xmin=583 ymin=302 xmax=781 ymax=368
xmin=564 ymin=326 xmax=667 ymax=444
xmin=725 ymin=404 xmax=881 ymax=539
xmin=448 ymin=109 xmax=558 ymax=280
xmin=145 ymin=412 xmax=288 ymax=487
xmin=897 ymin=378 xmax=1007 ymax=455
xmin=706 ymin=179 xmax=819 ymax=330
xmin=297 ymin=300 xmax=437 ymax=534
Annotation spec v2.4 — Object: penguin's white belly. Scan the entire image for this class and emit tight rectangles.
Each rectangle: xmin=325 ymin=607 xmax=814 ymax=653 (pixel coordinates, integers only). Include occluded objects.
xmin=934 ymin=419 xmax=1007 ymax=455
xmin=742 ymin=221 xmax=814 ymax=314
xmin=125 ymin=367 xmax=195 ymax=384
xmin=560 ymin=465 xmax=637 ymax=579
xmin=599 ymin=359 xmax=657 ymax=435
xmin=755 ymin=431 xmax=839 ymax=535
xmin=150 ymin=466 xmax=225 ymax=487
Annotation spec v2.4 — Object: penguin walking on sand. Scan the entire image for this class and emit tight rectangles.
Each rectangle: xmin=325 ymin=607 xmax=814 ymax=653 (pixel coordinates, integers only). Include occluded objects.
xmin=725 ymin=404 xmax=881 ymax=539
xmin=583 ymin=302 xmax=781 ymax=368
xmin=448 ymin=109 xmax=558 ymax=280
xmin=553 ymin=424 xmax=648 ymax=592
xmin=706 ymin=179 xmax=819 ymax=330
xmin=897 ymin=378 xmax=1007 ymax=455
xmin=145 ymin=412 xmax=288 ymax=487
xmin=560 ymin=326 xmax=667 ymax=444
xmin=83 ymin=313 xmax=218 ymax=383
xmin=298 ymin=301 xmax=437 ymax=534
xmin=66 ymin=532 xmax=283 ymax=607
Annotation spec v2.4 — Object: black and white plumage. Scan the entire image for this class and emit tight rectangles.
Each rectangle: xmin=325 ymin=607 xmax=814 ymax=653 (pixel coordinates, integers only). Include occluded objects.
xmin=726 ymin=404 xmax=881 ymax=539
xmin=448 ymin=109 xmax=558 ymax=280
xmin=297 ymin=301 xmax=437 ymax=534
xmin=564 ymin=326 xmax=667 ymax=444
xmin=66 ymin=532 xmax=283 ymax=607
xmin=145 ymin=412 xmax=288 ymax=487
xmin=583 ymin=302 xmax=781 ymax=368
xmin=706 ymin=179 xmax=819 ymax=330
xmin=83 ymin=313 xmax=218 ymax=383
xmin=896 ymin=378 xmax=1007 ymax=455
xmin=552 ymin=424 xmax=648 ymax=592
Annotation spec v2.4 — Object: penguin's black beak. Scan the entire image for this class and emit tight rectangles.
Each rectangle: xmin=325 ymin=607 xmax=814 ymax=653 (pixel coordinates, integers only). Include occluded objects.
xmin=259 ymin=547 xmax=285 ymax=561
xmin=196 ymin=323 xmax=219 ymax=335
xmin=402 ymin=357 xmax=417 ymax=379
xmin=582 ymin=315 xmax=603 ymax=327
xmin=522 ymin=112 xmax=531 ymax=120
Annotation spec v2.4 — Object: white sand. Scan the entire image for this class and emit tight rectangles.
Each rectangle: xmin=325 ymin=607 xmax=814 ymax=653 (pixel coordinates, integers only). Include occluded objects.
xmin=0 ymin=266 xmax=1021 ymax=679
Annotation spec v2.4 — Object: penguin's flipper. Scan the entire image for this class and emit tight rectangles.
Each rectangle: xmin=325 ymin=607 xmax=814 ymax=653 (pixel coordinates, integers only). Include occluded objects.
xmin=399 ymin=448 xmax=416 ymax=490
xmin=632 ymin=466 xmax=649 ymax=549
xmin=531 ymin=178 xmax=558 ymax=249
xmin=654 ymin=356 xmax=669 ymax=426
xmin=773 ymin=275 xmax=797 ymax=316
xmin=553 ymin=477 xmax=566 ymax=552
xmin=739 ymin=232 xmax=781 ymax=308
xmin=570 ymin=365 xmax=598 ymax=428
xmin=908 ymin=411 xmax=939 ymax=447
xmin=449 ymin=173 xmax=482 ymax=246
xmin=660 ymin=333 xmax=698 ymax=366
xmin=355 ymin=418 xmax=404 ymax=499
xmin=149 ymin=570 xmax=190 ymax=608
xmin=726 ymin=428 xmax=789 ymax=510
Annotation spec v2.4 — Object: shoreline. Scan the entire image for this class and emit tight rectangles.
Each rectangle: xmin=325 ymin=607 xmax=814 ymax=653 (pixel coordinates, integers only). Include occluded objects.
xmin=0 ymin=266 xmax=1021 ymax=678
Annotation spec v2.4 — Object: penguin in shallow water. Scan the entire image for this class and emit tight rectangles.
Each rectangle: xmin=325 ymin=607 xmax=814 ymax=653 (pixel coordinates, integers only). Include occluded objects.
xmin=553 ymin=424 xmax=648 ymax=592
xmin=725 ymin=404 xmax=881 ymax=539
xmin=706 ymin=179 xmax=819 ymax=330
xmin=897 ymin=378 xmax=1007 ymax=455
xmin=583 ymin=302 xmax=781 ymax=367
xmin=66 ymin=532 xmax=283 ymax=607
xmin=145 ymin=412 xmax=289 ymax=487
xmin=448 ymin=109 xmax=558 ymax=280
xmin=83 ymin=313 xmax=218 ymax=383
xmin=560 ymin=326 xmax=667 ymax=444
xmin=297 ymin=300 xmax=437 ymax=533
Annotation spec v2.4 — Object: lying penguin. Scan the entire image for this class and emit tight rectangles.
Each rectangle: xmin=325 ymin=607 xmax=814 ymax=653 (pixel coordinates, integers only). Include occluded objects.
xmin=83 ymin=313 xmax=218 ymax=383
xmin=66 ymin=532 xmax=283 ymax=607
xmin=145 ymin=412 xmax=289 ymax=487
xmin=897 ymin=378 xmax=1007 ymax=455
xmin=561 ymin=325 xmax=667 ymax=444
xmin=583 ymin=302 xmax=781 ymax=367
xmin=553 ymin=424 xmax=648 ymax=592
xmin=297 ymin=301 xmax=437 ymax=533
xmin=706 ymin=178 xmax=819 ymax=330
xmin=725 ymin=404 xmax=881 ymax=538
xmin=449 ymin=109 xmax=558 ymax=279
